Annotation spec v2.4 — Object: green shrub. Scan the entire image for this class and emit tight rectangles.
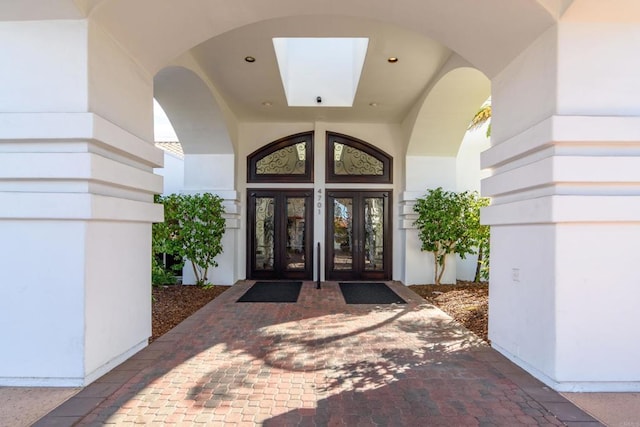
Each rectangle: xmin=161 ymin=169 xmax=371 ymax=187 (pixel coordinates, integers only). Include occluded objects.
xmin=153 ymin=193 xmax=226 ymax=286
xmin=152 ymin=256 xmax=178 ymax=286
xmin=413 ymin=187 xmax=489 ymax=284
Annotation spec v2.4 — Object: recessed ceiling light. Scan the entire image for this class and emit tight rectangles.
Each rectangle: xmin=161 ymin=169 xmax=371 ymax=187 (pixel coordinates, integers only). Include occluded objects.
xmin=261 ymin=101 xmax=273 ymax=107
xmin=387 ymin=57 xmax=398 ymax=63
xmin=244 ymin=56 xmax=256 ymax=63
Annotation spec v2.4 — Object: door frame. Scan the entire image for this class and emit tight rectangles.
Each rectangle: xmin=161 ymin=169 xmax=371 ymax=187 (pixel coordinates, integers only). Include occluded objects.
xmin=325 ymin=190 xmax=392 ymax=281
xmin=247 ymin=189 xmax=314 ymax=280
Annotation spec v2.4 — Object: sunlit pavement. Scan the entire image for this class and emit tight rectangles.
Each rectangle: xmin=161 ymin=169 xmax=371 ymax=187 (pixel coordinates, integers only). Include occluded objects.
xmin=35 ymin=281 xmax=601 ymax=426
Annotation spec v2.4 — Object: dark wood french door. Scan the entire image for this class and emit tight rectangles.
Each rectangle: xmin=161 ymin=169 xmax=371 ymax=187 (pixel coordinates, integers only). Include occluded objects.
xmin=326 ymin=190 xmax=392 ymax=281
xmin=247 ymin=189 xmax=313 ymax=280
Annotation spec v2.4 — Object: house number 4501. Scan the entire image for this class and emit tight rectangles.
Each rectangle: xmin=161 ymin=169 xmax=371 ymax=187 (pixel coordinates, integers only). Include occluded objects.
xmin=317 ymin=189 xmax=322 ymax=214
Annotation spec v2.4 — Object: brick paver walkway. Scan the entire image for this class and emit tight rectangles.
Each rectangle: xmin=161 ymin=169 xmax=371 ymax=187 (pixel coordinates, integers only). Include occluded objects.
xmin=36 ymin=282 xmax=601 ymax=426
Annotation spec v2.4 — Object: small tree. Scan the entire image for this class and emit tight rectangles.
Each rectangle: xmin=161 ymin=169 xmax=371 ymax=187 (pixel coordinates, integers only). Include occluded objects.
xmin=413 ymin=188 xmax=489 ymax=285
xmin=154 ymin=193 xmax=226 ymax=285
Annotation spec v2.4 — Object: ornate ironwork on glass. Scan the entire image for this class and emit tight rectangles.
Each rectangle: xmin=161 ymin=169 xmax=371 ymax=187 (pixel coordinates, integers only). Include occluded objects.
xmin=256 ymin=143 xmax=307 ymax=175
xmin=326 ymin=132 xmax=392 ymax=183
xmin=248 ymin=132 xmax=313 ymax=182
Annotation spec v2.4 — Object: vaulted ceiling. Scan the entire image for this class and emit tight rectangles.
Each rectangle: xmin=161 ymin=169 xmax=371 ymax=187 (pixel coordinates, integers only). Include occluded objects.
xmin=190 ymin=16 xmax=452 ymax=123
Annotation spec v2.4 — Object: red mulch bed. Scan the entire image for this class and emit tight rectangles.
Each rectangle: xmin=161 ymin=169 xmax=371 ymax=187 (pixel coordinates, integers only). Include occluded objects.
xmin=151 ymin=285 xmax=228 ymax=342
xmin=408 ymin=282 xmax=489 ymax=342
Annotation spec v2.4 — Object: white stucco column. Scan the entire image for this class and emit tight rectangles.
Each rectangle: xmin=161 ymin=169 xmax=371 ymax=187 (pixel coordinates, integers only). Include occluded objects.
xmin=0 ymin=20 xmax=163 ymax=386
xmin=181 ymin=154 xmax=240 ymax=285
xmin=483 ymin=21 xmax=640 ymax=391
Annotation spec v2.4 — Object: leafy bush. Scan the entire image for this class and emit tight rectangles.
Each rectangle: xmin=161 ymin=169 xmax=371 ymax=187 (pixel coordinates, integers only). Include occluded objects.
xmin=153 ymin=193 xmax=226 ymax=286
xmin=413 ymin=187 xmax=489 ymax=285
xmin=152 ymin=256 xmax=178 ymax=286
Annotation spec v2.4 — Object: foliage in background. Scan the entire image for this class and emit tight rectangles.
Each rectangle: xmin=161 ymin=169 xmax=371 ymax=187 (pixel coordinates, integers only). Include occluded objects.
xmin=413 ymin=187 xmax=489 ymax=285
xmin=468 ymin=102 xmax=492 ymax=138
xmin=152 ymin=195 xmax=179 ymax=286
xmin=468 ymin=195 xmax=490 ymax=282
xmin=466 ymin=99 xmax=492 ymax=280
xmin=152 ymin=257 xmax=178 ymax=286
xmin=153 ymin=193 xmax=226 ymax=286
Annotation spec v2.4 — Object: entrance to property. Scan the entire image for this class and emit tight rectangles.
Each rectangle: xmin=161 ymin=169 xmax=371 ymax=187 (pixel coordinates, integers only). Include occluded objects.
xmin=326 ymin=190 xmax=392 ymax=281
xmin=246 ymin=131 xmax=393 ymax=281
xmin=247 ymin=189 xmax=313 ymax=280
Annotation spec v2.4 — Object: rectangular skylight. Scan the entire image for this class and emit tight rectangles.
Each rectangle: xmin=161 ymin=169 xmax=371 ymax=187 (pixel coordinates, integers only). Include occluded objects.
xmin=272 ymin=37 xmax=369 ymax=107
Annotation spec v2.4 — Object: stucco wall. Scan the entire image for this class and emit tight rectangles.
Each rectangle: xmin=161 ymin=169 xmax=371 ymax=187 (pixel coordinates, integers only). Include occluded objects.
xmin=484 ymin=18 xmax=640 ymax=391
xmin=84 ymin=221 xmax=151 ymax=382
xmin=0 ymin=20 xmax=88 ymax=113
xmin=0 ymin=17 xmax=163 ymax=387
xmin=156 ymin=151 xmax=185 ymax=195
xmin=0 ymin=221 xmax=86 ymax=385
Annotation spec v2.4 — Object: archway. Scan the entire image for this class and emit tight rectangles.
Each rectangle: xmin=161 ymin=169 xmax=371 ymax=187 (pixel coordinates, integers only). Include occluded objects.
xmin=402 ymin=67 xmax=490 ymax=284
xmin=8 ymin=1 xmax=640 ymax=393
xmin=78 ymin=1 xmax=559 ymax=78
xmin=154 ymin=66 xmax=234 ymax=156
xmin=154 ymin=65 xmax=239 ymax=285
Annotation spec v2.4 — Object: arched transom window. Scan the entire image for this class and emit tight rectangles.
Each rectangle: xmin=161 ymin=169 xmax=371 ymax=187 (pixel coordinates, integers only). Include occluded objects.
xmin=247 ymin=131 xmax=392 ymax=184
xmin=326 ymin=132 xmax=392 ymax=183
xmin=247 ymin=132 xmax=313 ymax=183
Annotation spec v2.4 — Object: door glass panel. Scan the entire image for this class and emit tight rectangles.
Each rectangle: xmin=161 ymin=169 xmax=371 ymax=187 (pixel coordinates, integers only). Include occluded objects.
xmin=333 ymin=142 xmax=383 ymax=176
xmin=256 ymin=142 xmax=306 ymax=175
xmin=286 ymin=197 xmax=306 ymax=270
xmin=333 ymin=198 xmax=353 ymax=270
xmin=364 ymin=197 xmax=384 ymax=271
xmin=255 ymin=197 xmax=275 ymax=270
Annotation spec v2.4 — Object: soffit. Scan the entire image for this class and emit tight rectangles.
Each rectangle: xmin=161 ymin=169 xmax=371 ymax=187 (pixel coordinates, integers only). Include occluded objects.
xmin=83 ymin=0 xmax=559 ymax=77
xmin=191 ymin=16 xmax=451 ymax=123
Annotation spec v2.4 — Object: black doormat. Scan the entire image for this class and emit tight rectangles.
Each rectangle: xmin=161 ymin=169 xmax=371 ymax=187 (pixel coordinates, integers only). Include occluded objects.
xmin=237 ymin=281 xmax=302 ymax=303
xmin=339 ymin=282 xmax=407 ymax=305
